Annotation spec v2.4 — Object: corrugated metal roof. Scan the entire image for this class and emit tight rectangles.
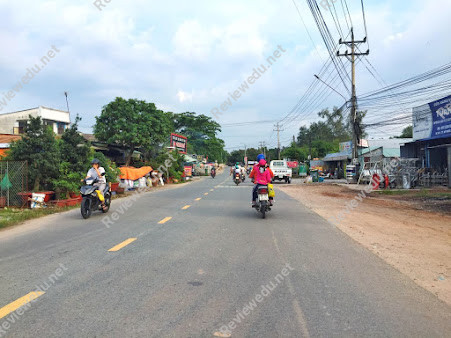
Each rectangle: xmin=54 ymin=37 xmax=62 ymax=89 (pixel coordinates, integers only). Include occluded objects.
xmin=323 ymin=151 xmax=351 ymax=162
xmin=0 ymin=134 xmax=21 ymax=144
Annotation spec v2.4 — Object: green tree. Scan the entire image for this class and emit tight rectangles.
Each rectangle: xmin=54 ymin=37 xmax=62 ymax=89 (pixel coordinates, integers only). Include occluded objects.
xmin=281 ymin=142 xmax=308 ymax=161
xmin=6 ymin=116 xmax=60 ymax=191
xmin=94 ymin=98 xmax=172 ymax=165
xmin=59 ymin=115 xmax=92 ymax=174
xmin=396 ymin=125 xmax=413 ymax=138
xmin=173 ymin=112 xmax=226 ymax=162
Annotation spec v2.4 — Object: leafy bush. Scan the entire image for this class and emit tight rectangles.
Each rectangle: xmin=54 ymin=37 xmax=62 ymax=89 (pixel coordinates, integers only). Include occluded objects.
xmin=52 ymin=162 xmax=83 ymax=199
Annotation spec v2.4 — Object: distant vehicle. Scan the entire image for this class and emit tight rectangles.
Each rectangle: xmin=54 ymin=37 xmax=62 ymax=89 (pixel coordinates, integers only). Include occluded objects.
xmin=234 ymin=172 xmax=241 ymax=185
xmin=270 ymin=160 xmax=292 ymax=183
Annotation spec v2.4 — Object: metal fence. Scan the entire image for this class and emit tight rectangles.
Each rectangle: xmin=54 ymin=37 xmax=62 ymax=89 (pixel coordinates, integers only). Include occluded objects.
xmin=0 ymin=161 xmax=28 ymax=207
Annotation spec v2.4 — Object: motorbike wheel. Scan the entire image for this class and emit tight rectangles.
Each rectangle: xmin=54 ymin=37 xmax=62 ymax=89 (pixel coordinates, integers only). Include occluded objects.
xmin=81 ymin=197 xmax=92 ymax=219
xmin=260 ymin=201 xmax=266 ymax=219
xmin=102 ymin=194 xmax=111 ymax=213
xmin=235 ymin=180 xmax=239 ymax=185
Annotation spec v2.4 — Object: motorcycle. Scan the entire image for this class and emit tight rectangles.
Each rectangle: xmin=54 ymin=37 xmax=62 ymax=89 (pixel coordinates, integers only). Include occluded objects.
xmin=241 ymin=173 xmax=246 ymax=182
xmin=80 ymin=175 xmax=111 ymax=219
xmin=255 ymin=184 xmax=271 ymax=219
xmin=211 ymin=169 xmax=216 ymax=178
xmin=234 ymin=172 xmax=241 ymax=185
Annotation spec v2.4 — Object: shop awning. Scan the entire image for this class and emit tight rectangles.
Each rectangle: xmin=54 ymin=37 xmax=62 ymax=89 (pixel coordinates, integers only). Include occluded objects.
xmin=323 ymin=151 xmax=351 ymax=162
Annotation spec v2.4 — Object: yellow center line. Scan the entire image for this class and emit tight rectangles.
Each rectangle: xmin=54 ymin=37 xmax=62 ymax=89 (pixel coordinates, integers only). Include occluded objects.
xmin=195 ymin=197 xmax=202 ymax=201
xmin=108 ymin=238 xmax=137 ymax=252
xmin=182 ymin=205 xmax=191 ymax=210
xmin=0 ymin=291 xmax=45 ymax=320
xmin=158 ymin=216 xmax=172 ymax=224
xmin=204 ymin=192 xmax=208 ymax=195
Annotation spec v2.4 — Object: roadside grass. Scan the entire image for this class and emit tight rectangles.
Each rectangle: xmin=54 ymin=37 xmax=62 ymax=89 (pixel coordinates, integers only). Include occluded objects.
xmin=0 ymin=206 xmax=78 ymax=230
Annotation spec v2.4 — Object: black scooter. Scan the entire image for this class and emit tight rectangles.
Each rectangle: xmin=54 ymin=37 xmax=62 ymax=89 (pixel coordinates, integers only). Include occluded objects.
xmin=80 ymin=174 xmax=111 ymax=219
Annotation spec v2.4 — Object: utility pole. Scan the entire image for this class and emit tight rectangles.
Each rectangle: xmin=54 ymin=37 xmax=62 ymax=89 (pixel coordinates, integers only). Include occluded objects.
xmin=337 ymin=28 xmax=369 ymax=163
xmin=273 ymin=122 xmax=284 ymax=159
xmin=64 ymin=91 xmax=70 ymax=120
xmin=259 ymin=141 xmax=266 ymax=157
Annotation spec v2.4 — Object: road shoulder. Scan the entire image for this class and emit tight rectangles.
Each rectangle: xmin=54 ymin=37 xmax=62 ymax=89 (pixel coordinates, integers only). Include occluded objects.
xmin=279 ymin=183 xmax=451 ymax=306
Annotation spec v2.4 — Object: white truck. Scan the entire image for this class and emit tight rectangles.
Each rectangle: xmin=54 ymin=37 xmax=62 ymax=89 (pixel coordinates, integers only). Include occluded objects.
xmin=270 ymin=160 xmax=292 ymax=183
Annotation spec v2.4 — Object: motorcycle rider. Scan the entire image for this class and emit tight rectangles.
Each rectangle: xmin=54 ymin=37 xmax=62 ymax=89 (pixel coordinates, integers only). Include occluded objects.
xmin=231 ymin=163 xmax=241 ymax=177
xmin=240 ymin=164 xmax=246 ymax=181
xmin=249 ymin=154 xmax=274 ymax=206
xmin=211 ymin=165 xmax=216 ymax=178
xmin=250 ymin=159 xmax=272 ymax=207
xmin=85 ymin=158 xmax=107 ymax=210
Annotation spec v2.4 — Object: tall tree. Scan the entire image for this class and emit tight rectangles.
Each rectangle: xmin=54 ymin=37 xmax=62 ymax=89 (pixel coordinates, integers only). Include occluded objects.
xmin=94 ymin=98 xmax=172 ymax=165
xmin=59 ymin=115 xmax=92 ymax=174
xmin=7 ymin=116 xmax=60 ymax=191
xmin=173 ymin=112 xmax=225 ymax=161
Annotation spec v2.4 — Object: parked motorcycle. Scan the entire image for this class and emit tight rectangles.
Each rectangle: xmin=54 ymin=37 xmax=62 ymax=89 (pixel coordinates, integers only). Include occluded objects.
xmin=80 ymin=175 xmax=111 ymax=219
xmin=255 ymin=184 xmax=271 ymax=219
xmin=234 ymin=172 xmax=242 ymax=185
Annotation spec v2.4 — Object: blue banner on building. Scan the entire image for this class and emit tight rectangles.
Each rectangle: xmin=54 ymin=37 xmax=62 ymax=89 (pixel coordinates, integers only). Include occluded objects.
xmin=413 ymin=95 xmax=451 ymax=141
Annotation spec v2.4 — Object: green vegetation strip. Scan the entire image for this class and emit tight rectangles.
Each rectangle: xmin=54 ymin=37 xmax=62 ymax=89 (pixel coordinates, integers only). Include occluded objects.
xmin=0 ymin=206 xmax=79 ymax=230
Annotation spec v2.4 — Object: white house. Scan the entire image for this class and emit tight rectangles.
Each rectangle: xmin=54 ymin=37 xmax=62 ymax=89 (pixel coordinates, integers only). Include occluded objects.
xmin=0 ymin=106 xmax=70 ymax=135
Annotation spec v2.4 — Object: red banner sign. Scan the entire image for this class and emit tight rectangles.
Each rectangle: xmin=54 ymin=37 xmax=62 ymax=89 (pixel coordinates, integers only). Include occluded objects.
xmin=184 ymin=166 xmax=192 ymax=177
xmin=170 ymin=133 xmax=187 ymax=154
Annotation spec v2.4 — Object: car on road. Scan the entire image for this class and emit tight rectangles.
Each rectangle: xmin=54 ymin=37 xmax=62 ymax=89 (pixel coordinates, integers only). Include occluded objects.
xmin=270 ymin=159 xmax=292 ymax=183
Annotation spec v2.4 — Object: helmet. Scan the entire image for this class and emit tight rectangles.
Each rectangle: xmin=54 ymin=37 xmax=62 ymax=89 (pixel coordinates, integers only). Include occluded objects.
xmin=235 ymin=164 xmax=239 ymax=169
xmin=259 ymin=159 xmax=266 ymax=166
xmin=91 ymin=158 xmax=100 ymax=165
xmin=256 ymin=154 xmax=265 ymax=161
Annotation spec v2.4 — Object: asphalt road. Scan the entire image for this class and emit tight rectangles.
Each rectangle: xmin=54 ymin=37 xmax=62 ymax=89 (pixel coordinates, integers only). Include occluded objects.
xmin=0 ymin=170 xmax=450 ymax=337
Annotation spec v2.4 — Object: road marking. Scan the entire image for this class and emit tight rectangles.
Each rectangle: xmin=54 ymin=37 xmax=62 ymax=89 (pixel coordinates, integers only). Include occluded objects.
xmin=213 ymin=332 xmax=231 ymax=337
xmin=204 ymin=192 xmax=208 ymax=195
xmin=108 ymin=238 xmax=137 ymax=252
xmin=210 ymin=189 xmax=214 ymax=191
xmin=158 ymin=217 xmax=172 ymax=224
xmin=182 ymin=205 xmax=191 ymax=210
xmin=195 ymin=198 xmax=201 ymax=201
xmin=0 ymin=291 xmax=45 ymax=320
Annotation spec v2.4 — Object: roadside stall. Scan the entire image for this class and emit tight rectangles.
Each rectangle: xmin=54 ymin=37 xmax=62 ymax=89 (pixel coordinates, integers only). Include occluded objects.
xmin=119 ymin=166 xmax=153 ymax=190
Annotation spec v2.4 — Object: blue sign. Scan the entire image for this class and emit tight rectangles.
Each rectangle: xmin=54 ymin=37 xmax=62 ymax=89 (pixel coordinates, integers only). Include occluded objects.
xmin=413 ymin=95 xmax=451 ymax=141
xmin=430 ymin=95 xmax=451 ymax=140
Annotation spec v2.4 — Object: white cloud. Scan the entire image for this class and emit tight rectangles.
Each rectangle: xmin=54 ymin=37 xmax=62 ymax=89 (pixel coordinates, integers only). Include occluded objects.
xmin=176 ymin=90 xmax=193 ymax=103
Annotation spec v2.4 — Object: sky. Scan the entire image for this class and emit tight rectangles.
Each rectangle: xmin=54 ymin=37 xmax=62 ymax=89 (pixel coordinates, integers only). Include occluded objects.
xmin=0 ymin=0 xmax=450 ymax=152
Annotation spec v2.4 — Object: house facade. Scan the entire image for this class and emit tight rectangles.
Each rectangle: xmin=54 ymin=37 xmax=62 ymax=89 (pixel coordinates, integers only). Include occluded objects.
xmin=0 ymin=106 xmax=70 ymax=135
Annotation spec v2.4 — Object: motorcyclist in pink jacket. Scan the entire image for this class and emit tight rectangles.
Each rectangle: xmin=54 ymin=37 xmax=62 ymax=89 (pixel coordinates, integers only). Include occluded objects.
xmin=250 ymin=159 xmax=272 ymax=207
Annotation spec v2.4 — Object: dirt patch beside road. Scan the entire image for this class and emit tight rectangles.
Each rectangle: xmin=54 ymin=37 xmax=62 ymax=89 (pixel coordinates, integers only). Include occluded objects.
xmin=279 ymin=183 xmax=451 ymax=305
